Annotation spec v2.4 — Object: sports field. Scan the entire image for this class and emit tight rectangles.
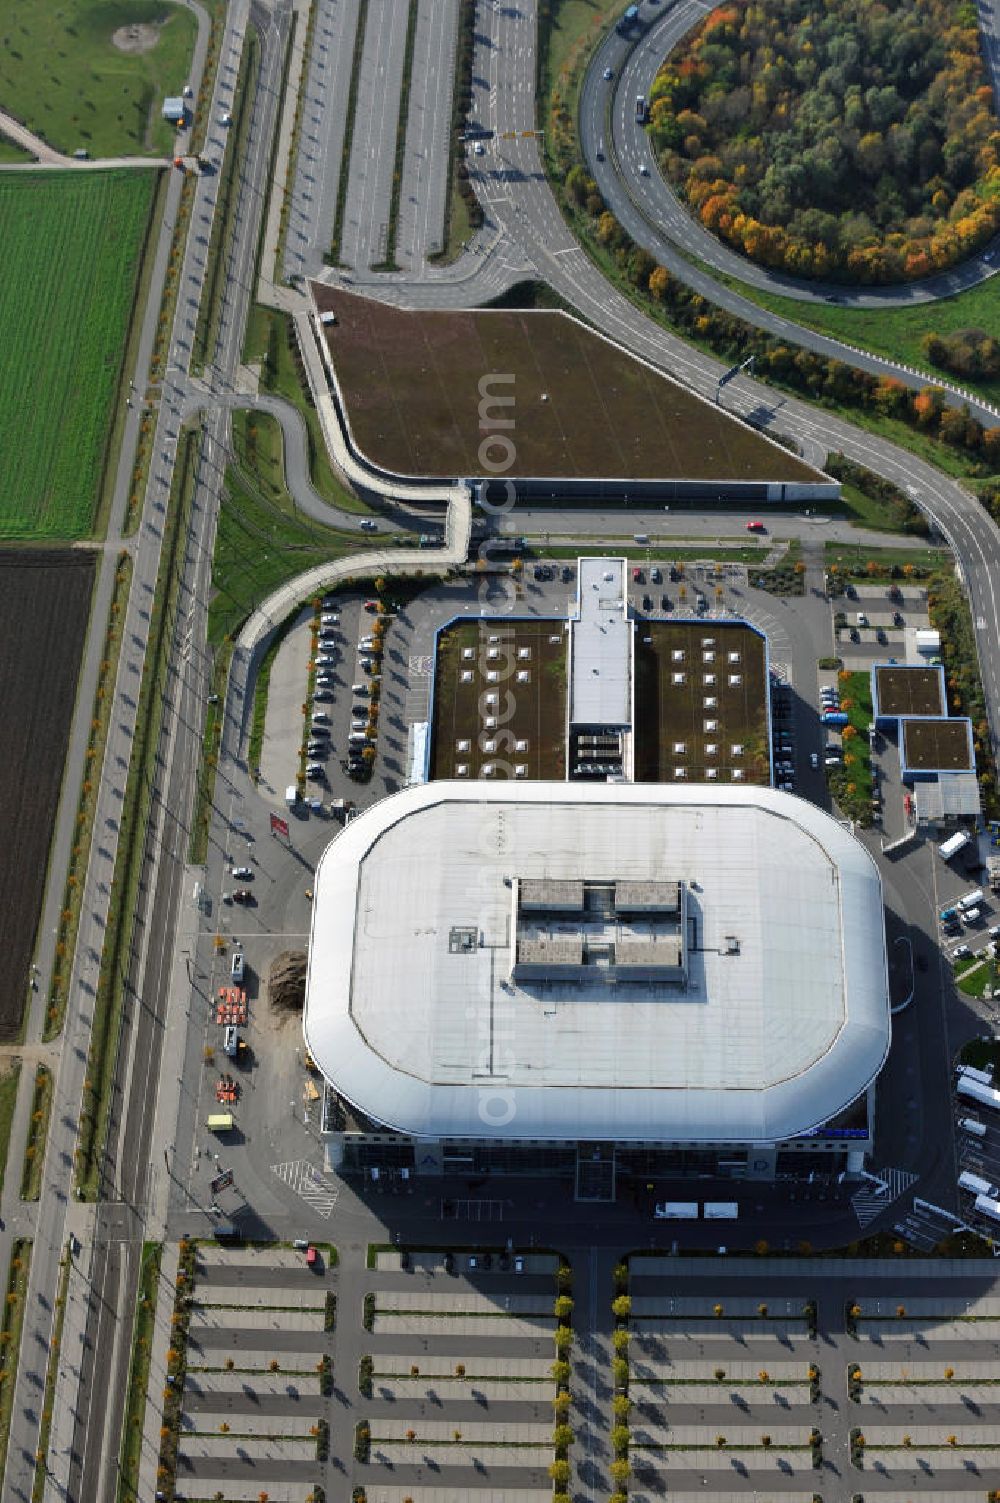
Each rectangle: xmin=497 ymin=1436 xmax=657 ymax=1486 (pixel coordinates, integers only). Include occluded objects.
xmin=0 ymin=169 xmax=157 ymax=539
xmin=0 ymin=0 xmax=197 ymax=158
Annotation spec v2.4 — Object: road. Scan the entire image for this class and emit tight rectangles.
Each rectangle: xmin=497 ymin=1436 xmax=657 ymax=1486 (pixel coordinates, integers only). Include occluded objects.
xmin=339 ymin=0 xmax=410 ymax=269
xmin=283 ymin=0 xmax=360 ymax=281
xmin=396 ymin=0 xmax=459 ymax=268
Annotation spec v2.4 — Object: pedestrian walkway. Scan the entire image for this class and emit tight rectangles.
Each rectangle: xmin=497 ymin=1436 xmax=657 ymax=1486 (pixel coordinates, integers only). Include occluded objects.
xmin=136 ymin=1242 xmax=181 ymax=1503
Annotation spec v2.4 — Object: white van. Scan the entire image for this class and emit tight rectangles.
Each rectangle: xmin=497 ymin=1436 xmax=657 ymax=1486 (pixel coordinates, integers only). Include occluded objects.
xmin=959 ymin=1169 xmax=1000 ymax=1198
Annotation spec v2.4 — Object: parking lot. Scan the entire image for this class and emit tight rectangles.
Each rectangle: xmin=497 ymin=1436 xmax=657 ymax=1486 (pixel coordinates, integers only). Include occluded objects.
xmin=352 ymin=1247 xmax=562 ymax=1498
xmin=177 ymin=1243 xmax=333 ymax=1501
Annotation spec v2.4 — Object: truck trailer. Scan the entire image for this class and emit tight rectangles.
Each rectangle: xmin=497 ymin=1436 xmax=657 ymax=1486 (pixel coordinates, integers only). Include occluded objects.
xmin=939 ymin=830 xmax=972 ymax=861
xmin=957 ymin=1075 xmax=1000 ymax=1112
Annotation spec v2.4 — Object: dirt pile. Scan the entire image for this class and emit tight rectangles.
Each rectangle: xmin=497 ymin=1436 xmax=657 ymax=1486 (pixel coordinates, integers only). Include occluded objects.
xmin=268 ymin=950 xmax=307 ymax=1012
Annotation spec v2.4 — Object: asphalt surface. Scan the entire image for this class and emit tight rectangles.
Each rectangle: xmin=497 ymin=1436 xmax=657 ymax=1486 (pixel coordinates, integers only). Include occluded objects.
xmin=396 ymin=0 xmax=459 ymax=268
xmin=339 ymin=0 xmax=410 ymax=269
xmin=283 ymin=0 xmax=360 ymax=280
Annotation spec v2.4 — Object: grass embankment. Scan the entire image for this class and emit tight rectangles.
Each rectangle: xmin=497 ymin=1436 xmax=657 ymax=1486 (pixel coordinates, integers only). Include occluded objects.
xmin=826 ymin=671 xmax=875 ymax=825
xmin=375 ymin=0 xmax=418 ymax=271
xmin=189 ymin=410 xmax=355 ymax=860
xmin=0 ymin=0 xmax=197 ymax=157
xmin=0 ymin=138 xmax=32 ymax=163
xmin=329 ymin=0 xmax=370 ymax=263
xmin=192 ymin=29 xmax=259 ymax=373
xmin=77 ymin=429 xmax=197 ymax=1198
xmin=955 ymin=954 xmax=1000 ymax=997
xmin=46 ymin=552 xmax=132 ymax=1042
xmin=825 ymin=545 xmax=950 ymax=578
xmin=116 ymin=1242 xmax=162 ymax=1503
xmin=19 ymin=1066 xmax=52 ymax=1201
xmin=0 ymin=170 xmax=158 ymax=539
xmin=30 ymin=1246 xmax=70 ymax=1502
xmin=243 ymin=303 xmax=370 ymax=513
xmin=726 ymin=274 xmax=1000 ymax=413
xmin=0 ymin=1063 xmax=21 ymax=1201
xmin=0 ymin=1240 xmax=32 ymax=1482
xmin=207 ymin=412 xmax=355 ymax=646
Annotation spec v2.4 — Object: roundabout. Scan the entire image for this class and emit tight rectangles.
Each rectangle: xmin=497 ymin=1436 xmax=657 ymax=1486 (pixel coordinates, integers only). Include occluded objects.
xmin=580 ymin=0 xmax=1000 ymax=309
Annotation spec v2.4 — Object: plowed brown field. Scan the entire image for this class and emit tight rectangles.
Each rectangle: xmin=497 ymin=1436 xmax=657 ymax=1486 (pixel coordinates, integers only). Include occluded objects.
xmin=0 ymin=550 xmax=95 ymax=1040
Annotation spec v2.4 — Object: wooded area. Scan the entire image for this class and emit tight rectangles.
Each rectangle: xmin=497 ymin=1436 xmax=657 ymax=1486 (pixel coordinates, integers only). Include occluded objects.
xmin=651 ymin=0 xmax=1000 ymax=282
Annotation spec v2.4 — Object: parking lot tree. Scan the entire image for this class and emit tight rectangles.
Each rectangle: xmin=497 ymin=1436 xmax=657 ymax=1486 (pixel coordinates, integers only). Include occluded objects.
xmin=716 ymin=1435 xmax=727 ymax=1448
xmin=944 ymin=1366 xmax=955 ymax=1379
xmin=611 ymin=1424 xmax=630 ymax=1454
xmin=713 ymin=1303 xmax=724 ymax=1317
xmin=610 ymin=1459 xmax=631 ymax=1484
xmin=761 ymin=1433 xmax=772 ymax=1448
xmin=454 ymin=1362 xmax=465 ymax=1376
xmin=612 ymin=1357 xmax=629 ymax=1389
xmin=548 ymin=1459 xmax=571 ymax=1486
xmin=613 ymin=1261 xmax=628 ymax=1292
xmin=714 ymin=1368 xmax=726 ymax=1381
xmin=554 ymin=1294 xmax=574 ymax=1321
xmin=553 ymin=1423 xmax=574 ymax=1450
xmin=613 ymin=1328 xmax=630 ymax=1354
xmin=552 ymin=1359 xmax=571 ymax=1386
xmin=758 ymin=1303 xmax=768 ymax=1317
xmin=554 ymin=1326 xmax=572 ymax=1356
xmin=553 ymin=1391 xmax=571 ymax=1417
xmin=758 ymin=1369 xmax=770 ymax=1383
xmin=613 ymin=1394 xmax=631 ymax=1420
xmin=611 ymin=1294 xmax=631 ymax=1321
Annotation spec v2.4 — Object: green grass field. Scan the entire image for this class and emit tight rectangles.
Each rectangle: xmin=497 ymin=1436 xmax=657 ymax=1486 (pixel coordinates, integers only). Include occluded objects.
xmin=0 ymin=1 xmax=197 ymax=158
xmin=726 ymin=274 xmax=1000 ymax=412
xmin=0 ymin=169 xmax=157 ymax=539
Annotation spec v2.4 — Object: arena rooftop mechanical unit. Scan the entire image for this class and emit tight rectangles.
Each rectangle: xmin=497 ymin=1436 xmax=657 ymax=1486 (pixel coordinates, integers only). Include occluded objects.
xmin=303 ymin=782 xmax=890 ymax=1167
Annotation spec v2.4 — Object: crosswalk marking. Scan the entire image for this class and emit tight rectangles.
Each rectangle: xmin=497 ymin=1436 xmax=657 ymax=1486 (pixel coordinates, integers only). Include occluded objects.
xmin=271 ymin=1158 xmax=340 ymax=1218
xmin=851 ymin=1167 xmax=917 ymax=1228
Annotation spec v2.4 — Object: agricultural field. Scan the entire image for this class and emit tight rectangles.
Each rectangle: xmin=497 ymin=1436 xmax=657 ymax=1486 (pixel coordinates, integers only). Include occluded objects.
xmin=0 ymin=169 xmax=157 ymax=539
xmin=0 ymin=0 xmax=197 ymax=158
xmin=0 ymin=550 xmax=96 ymax=1042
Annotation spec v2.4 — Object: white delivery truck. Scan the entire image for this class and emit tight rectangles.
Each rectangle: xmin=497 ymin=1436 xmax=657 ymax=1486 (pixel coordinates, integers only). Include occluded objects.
xmin=960 ymin=1117 xmax=987 ymax=1138
xmin=703 ymin=1202 xmax=739 ymax=1220
xmin=957 ymin=1075 xmax=1000 ymax=1111
xmin=959 ymin=1170 xmax=999 ymax=1197
xmin=958 ymin=1064 xmax=993 ymax=1086
xmin=958 ymin=888 xmax=985 ymax=912
xmin=654 ymin=1202 xmax=699 ymax=1219
xmin=285 ymin=785 xmax=298 ymax=809
xmin=974 ymin=1193 xmax=1000 ymax=1225
xmin=939 ymin=830 xmax=972 ymax=861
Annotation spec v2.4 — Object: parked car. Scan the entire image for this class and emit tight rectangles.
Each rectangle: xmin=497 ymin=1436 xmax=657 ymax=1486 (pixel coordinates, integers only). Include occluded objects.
xmin=231 ymin=865 xmax=252 ymax=879
xmin=651 ymin=566 xmax=662 ymax=583
xmin=232 ymin=888 xmax=253 ymax=904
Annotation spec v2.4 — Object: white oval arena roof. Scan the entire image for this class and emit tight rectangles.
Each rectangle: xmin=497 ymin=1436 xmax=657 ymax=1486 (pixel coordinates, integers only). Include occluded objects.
xmin=302 ymin=782 xmax=890 ymax=1143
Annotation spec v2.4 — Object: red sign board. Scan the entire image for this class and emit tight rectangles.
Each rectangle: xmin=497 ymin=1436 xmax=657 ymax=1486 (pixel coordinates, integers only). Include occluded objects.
xmin=270 ymin=813 xmax=290 ymax=838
